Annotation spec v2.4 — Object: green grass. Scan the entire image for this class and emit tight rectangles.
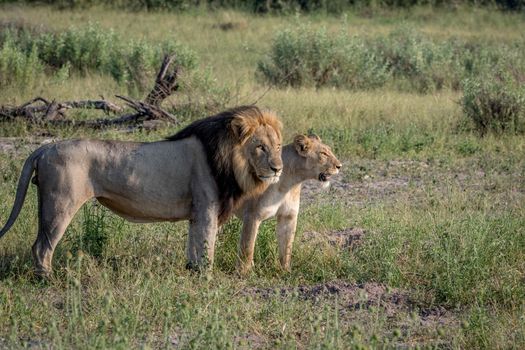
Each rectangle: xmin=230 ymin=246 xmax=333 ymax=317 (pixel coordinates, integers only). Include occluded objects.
xmin=0 ymin=3 xmax=524 ymax=349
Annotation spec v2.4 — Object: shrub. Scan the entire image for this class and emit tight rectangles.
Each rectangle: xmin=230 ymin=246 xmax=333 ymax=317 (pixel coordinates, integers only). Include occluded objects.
xmin=461 ymin=71 xmax=525 ymax=135
xmin=43 ymin=26 xmax=197 ymax=92
xmin=257 ymin=27 xmax=389 ymax=90
xmin=35 ymin=25 xmax=117 ymax=72
xmin=0 ymin=39 xmax=43 ymax=90
xmin=0 ymin=23 xmax=200 ymax=94
xmin=374 ymin=29 xmax=470 ymax=92
xmin=109 ymin=38 xmax=197 ymax=93
xmin=258 ymin=26 xmax=525 ymax=94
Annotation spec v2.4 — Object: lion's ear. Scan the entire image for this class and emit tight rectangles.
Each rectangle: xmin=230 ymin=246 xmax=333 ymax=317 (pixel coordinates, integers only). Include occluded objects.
xmin=308 ymin=134 xmax=321 ymax=142
xmin=294 ymin=134 xmax=312 ymax=156
xmin=231 ymin=115 xmax=256 ymax=143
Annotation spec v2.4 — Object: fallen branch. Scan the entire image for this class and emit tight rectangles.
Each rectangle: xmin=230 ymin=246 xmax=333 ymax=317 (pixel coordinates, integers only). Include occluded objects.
xmin=0 ymin=98 xmax=123 ymax=119
xmin=0 ymin=53 xmax=181 ymax=129
xmin=145 ymin=53 xmax=180 ymax=107
xmin=61 ymin=100 xmax=123 ymax=113
xmin=116 ymin=95 xmax=178 ymax=124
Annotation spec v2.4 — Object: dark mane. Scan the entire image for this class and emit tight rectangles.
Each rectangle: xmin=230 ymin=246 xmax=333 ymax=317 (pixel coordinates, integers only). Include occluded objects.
xmin=166 ymin=105 xmax=264 ymax=224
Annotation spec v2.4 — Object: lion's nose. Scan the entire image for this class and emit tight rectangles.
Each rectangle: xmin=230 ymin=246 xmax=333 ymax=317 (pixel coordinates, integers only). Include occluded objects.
xmin=271 ymin=166 xmax=282 ymax=174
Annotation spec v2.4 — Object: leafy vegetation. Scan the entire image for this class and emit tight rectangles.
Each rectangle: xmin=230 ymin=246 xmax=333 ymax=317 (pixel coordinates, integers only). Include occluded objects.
xmin=461 ymin=70 xmax=525 ymax=135
xmin=258 ymin=26 xmax=525 ymax=95
xmin=0 ymin=22 xmax=197 ymax=93
xmin=0 ymin=39 xmax=43 ymax=90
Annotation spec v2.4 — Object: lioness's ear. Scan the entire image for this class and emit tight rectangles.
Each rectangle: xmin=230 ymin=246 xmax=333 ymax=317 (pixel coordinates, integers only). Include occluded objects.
xmin=308 ymin=134 xmax=321 ymax=142
xmin=294 ymin=134 xmax=312 ymax=156
xmin=231 ymin=115 xmax=256 ymax=144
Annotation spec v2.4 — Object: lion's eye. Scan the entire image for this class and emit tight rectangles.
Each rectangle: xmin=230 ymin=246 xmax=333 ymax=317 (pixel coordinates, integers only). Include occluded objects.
xmin=257 ymin=145 xmax=265 ymax=151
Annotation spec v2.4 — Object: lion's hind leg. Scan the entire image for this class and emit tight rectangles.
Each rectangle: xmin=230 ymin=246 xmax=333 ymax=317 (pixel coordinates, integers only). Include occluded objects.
xmin=32 ymin=188 xmax=89 ymax=277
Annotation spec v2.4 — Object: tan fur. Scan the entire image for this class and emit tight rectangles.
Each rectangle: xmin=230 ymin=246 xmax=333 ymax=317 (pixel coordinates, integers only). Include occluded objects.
xmin=236 ymin=134 xmax=341 ymax=275
xmin=0 ymin=108 xmax=283 ymax=276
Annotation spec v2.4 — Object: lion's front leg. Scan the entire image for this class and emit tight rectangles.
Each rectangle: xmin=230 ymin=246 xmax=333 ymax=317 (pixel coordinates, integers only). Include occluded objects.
xmin=276 ymin=211 xmax=298 ymax=271
xmin=187 ymin=209 xmax=219 ymax=270
xmin=186 ymin=186 xmax=220 ymax=271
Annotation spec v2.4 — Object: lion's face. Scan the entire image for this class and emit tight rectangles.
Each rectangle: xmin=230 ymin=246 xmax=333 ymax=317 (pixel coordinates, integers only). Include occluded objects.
xmin=227 ymin=108 xmax=283 ymax=194
xmin=245 ymin=124 xmax=283 ymax=184
xmin=294 ymin=134 xmax=342 ymax=183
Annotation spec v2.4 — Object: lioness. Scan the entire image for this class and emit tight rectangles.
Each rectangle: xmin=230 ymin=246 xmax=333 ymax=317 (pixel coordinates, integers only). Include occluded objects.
xmin=0 ymin=106 xmax=283 ymax=276
xmin=237 ymin=134 xmax=341 ymax=274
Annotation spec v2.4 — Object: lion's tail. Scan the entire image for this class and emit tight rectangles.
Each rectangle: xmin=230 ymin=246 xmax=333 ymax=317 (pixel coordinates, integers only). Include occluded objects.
xmin=0 ymin=146 xmax=48 ymax=240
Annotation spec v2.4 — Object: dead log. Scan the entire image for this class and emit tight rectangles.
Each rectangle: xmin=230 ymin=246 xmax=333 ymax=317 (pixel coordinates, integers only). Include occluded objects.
xmin=25 ymin=99 xmax=122 ymax=114
xmin=44 ymin=113 xmax=143 ymax=129
xmin=0 ymin=53 xmax=181 ymax=129
xmin=0 ymin=98 xmax=123 ymax=121
xmin=0 ymin=96 xmax=177 ymax=128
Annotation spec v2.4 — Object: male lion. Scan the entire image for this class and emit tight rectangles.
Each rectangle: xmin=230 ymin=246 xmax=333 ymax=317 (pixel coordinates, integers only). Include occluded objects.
xmin=236 ymin=134 xmax=341 ymax=275
xmin=0 ymin=106 xmax=283 ymax=276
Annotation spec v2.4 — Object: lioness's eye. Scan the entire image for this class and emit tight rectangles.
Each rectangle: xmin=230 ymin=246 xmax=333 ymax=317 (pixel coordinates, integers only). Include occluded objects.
xmin=257 ymin=145 xmax=264 ymax=151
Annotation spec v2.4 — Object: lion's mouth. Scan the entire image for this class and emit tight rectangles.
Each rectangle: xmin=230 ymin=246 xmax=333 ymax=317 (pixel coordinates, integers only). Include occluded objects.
xmin=319 ymin=173 xmax=331 ymax=182
xmin=259 ymin=174 xmax=280 ymax=184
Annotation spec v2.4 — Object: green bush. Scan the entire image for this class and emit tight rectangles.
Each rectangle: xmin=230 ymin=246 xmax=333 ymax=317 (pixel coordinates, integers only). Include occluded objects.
xmin=0 ymin=23 xmax=197 ymax=93
xmin=0 ymin=39 xmax=43 ymax=90
xmin=109 ymin=38 xmax=197 ymax=93
xmin=258 ymin=26 xmax=525 ymax=93
xmin=374 ymin=29 xmax=470 ymax=92
xmin=461 ymin=71 xmax=525 ymax=135
xmin=257 ymin=27 xmax=389 ymax=90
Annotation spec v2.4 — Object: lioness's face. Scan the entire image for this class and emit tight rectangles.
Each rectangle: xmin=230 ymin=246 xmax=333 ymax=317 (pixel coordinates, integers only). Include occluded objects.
xmin=246 ymin=125 xmax=283 ymax=184
xmin=294 ymin=134 xmax=342 ymax=182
